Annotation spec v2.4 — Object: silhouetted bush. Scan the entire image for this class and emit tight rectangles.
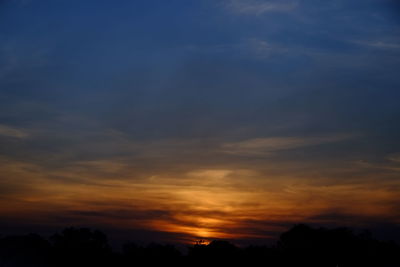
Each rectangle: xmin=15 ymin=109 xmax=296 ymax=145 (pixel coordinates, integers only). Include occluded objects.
xmin=188 ymin=240 xmax=240 ymax=265
xmin=277 ymin=224 xmax=400 ymax=267
xmin=0 ymin=234 xmax=51 ymax=267
xmin=50 ymin=227 xmax=111 ymax=267
xmin=122 ymin=242 xmax=182 ymax=266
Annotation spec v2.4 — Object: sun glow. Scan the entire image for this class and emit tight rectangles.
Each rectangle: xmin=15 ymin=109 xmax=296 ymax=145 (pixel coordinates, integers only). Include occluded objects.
xmin=1 ymin=160 xmax=399 ymax=243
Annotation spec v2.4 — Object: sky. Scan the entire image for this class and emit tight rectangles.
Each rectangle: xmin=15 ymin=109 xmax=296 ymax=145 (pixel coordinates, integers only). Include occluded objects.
xmin=0 ymin=0 xmax=400 ymax=245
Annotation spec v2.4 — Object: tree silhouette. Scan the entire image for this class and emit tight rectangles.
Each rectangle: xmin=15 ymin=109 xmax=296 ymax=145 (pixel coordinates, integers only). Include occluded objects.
xmin=277 ymin=224 xmax=400 ymax=267
xmin=122 ymin=242 xmax=182 ymax=266
xmin=50 ymin=227 xmax=111 ymax=267
xmin=0 ymin=233 xmax=51 ymax=267
xmin=0 ymin=224 xmax=398 ymax=267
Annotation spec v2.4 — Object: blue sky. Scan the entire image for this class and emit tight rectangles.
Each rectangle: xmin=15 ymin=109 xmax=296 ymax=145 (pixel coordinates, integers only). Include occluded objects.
xmin=0 ymin=0 xmax=400 ymax=243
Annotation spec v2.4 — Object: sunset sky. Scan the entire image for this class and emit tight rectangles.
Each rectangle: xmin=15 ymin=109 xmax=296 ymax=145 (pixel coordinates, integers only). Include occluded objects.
xmin=1 ymin=0 xmax=400 ymax=244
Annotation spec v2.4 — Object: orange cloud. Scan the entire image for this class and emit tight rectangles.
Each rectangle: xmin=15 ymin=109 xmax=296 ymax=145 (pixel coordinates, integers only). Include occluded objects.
xmin=1 ymin=150 xmax=399 ymax=243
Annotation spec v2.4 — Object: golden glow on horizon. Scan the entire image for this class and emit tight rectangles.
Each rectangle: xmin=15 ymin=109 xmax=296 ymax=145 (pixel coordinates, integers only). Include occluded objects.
xmin=0 ymin=156 xmax=399 ymax=242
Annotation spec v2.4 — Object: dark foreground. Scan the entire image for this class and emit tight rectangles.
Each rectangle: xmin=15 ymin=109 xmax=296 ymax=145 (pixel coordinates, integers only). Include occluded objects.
xmin=0 ymin=224 xmax=399 ymax=267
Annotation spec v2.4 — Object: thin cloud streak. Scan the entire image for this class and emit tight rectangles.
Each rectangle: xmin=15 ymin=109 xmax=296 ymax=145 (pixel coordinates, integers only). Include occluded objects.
xmin=0 ymin=124 xmax=29 ymax=138
xmin=224 ymin=0 xmax=298 ymax=15
xmin=221 ymin=134 xmax=353 ymax=156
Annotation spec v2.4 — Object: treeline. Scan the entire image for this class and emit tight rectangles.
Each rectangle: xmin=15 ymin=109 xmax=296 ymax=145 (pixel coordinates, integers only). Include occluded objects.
xmin=0 ymin=224 xmax=399 ymax=267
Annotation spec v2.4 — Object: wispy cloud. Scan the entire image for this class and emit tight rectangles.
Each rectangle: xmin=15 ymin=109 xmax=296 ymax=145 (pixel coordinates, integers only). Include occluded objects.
xmin=354 ymin=154 xmax=400 ymax=173
xmin=243 ymin=38 xmax=288 ymax=58
xmin=221 ymin=135 xmax=352 ymax=155
xmin=388 ymin=154 xmax=400 ymax=164
xmin=183 ymin=38 xmax=288 ymax=60
xmin=352 ymin=40 xmax=400 ymax=50
xmin=224 ymin=0 xmax=298 ymax=16
xmin=0 ymin=124 xmax=29 ymax=138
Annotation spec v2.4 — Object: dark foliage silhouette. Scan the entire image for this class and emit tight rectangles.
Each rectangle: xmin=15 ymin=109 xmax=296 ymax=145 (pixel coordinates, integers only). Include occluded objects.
xmin=50 ymin=227 xmax=112 ymax=267
xmin=188 ymin=240 xmax=240 ymax=266
xmin=278 ymin=224 xmax=399 ymax=267
xmin=122 ymin=242 xmax=182 ymax=266
xmin=0 ymin=224 xmax=399 ymax=267
xmin=0 ymin=234 xmax=51 ymax=267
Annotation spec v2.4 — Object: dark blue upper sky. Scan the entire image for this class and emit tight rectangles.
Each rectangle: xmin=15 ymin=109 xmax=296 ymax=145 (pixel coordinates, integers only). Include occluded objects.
xmin=1 ymin=0 xmax=399 ymax=139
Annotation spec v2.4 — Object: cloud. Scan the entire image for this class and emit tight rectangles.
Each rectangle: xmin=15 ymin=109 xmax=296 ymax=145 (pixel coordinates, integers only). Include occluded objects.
xmin=221 ymin=134 xmax=353 ymax=156
xmin=239 ymin=38 xmax=289 ymax=59
xmin=353 ymin=40 xmax=400 ymax=50
xmin=224 ymin=0 xmax=298 ymax=15
xmin=0 ymin=124 xmax=29 ymax=138
xmin=388 ymin=154 xmax=400 ymax=164
xmin=353 ymin=154 xmax=400 ymax=173
xmin=1 ymin=152 xmax=399 ymax=243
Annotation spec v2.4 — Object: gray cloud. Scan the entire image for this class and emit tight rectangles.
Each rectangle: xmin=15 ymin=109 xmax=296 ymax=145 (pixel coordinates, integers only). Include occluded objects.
xmin=220 ymin=134 xmax=353 ymax=156
xmin=224 ymin=0 xmax=298 ymax=15
xmin=0 ymin=124 xmax=29 ymax=138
